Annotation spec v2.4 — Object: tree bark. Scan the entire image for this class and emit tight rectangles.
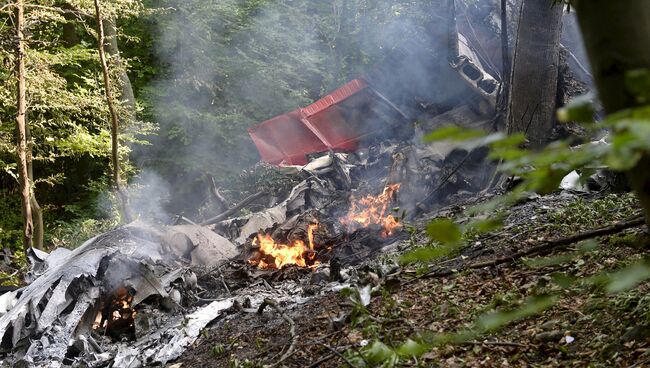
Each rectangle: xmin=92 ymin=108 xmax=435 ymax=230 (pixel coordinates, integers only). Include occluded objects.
xmin=25 ymin=124 xmax=43 ymax=249
xmin=15 ymin=0 xmax=33 ymax=251
xmin=103 ymin=19 xmax=136 ymax=120
xmin=94 ymin=0 xmax=132 ymax=222
xmin=507 ymin=0 xmax=563 ymax=147
xmin=61 ymin=3 xmax=80 ymax=47
xmin=573 ymin=0 xmax=650 ymax=225
xmin=494 ymin=0 xmax=512 ymax=132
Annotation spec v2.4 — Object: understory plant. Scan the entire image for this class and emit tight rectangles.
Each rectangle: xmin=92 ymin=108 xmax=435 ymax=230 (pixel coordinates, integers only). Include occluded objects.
xmin=344 ymin=68 xmax=650 ymax=366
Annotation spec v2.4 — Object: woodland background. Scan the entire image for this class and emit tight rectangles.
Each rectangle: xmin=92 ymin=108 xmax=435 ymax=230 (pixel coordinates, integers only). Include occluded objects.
xmin=0 ymin=0 xmax=441 ymax=260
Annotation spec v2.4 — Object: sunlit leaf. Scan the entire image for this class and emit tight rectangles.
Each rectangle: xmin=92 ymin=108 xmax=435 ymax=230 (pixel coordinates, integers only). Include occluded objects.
xmin=606 ymin=260 xmax=650 ymax=293
xmin=557 ymin=93 xmax=597 ymax=123
xmin=476 ymin=295 xmax=558 ymax=331
xmin=426 ymin=218 xmax=462 ymax=245
xmin=365 ymin=341 xmax=398 ymax=365
xmin=396 ymin=339 xmax=428 ymax=357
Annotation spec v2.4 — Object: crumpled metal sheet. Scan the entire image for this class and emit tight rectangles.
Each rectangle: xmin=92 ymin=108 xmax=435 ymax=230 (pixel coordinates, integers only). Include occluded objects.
xmin=172 ymin=225 xmax=239 ymax=267
xmin=229 ymin=179 xmax=331 ymax=245
xmin=0 ymin=221 xmax=210 ymax=367
xmin=111 ymin=298 xmax=235 ymax=367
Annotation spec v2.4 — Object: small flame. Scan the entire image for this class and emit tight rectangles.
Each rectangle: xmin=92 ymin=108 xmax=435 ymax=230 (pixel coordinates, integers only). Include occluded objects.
xmin=250 ymin=223 xmax=321 ymax=269
xmin=92 ymin=287 xmax=137 ymax=331
xmin=341 ymin=183 xmax=402 ymax=237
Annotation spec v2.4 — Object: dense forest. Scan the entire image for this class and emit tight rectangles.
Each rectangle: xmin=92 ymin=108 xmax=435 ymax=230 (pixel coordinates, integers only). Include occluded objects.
xmin=0 ymin=0 xmax=649 ymax=367
xmin=0 ymin=0 xmax=438 ymax=253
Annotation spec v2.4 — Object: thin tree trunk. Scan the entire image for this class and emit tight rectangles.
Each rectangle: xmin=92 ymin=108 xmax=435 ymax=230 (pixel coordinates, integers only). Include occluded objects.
xmin=573 ymin=0 xmax=650 ymax=225
xmin=25 ymin=125 xmax=43 ymax=249
xmin=15 ymin=0 xmax=33 ymax=251
xmin=494 ymin=0 xmax=512 ymax=131
xmin=103 ymin=19 xmax=136 ymax=120
xmin=94 ymin=0 xmax=132 ymax=222
xmin=507 ymin=0 xmax=563 ymax=147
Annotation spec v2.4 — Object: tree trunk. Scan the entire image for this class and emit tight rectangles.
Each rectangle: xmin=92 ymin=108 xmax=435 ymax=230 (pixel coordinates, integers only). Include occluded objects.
xmin=15 ymin=0 xmax=33 ymax=251
xmin=61 ymin=3 xmax=80 ymax=47
xmin=494 ymin=0 xmax=512 ymax=132
xmin=103 ymin=19 xmax=136 ymax=120
xmin=25 ymin=124 xmax=43 ymax=249
xmin=573 ymin=0 xmax=650 ymax=225
xmin=507 ymin=0 xmax=563 ymax=147
xmin=94 ymin=0 xmax=132 ymax=222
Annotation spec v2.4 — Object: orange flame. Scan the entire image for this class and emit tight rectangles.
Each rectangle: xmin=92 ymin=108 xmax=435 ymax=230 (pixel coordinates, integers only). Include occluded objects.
xmin=341 ymin=183 xmax=402 ymax=237
xmin=250 ymin=223 xmax=320 ymax=269
xmin=92 ymin=287 xmax=137 ymax=331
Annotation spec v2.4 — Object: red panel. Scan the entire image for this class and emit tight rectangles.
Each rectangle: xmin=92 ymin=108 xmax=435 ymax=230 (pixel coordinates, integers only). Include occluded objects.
xmin=248 ymin=110 xmax=327 ymax=165
xmin=301 ymin=79 xmax=368 ymax=116
xmin=248 ymin=78 xmax=400 ymax=165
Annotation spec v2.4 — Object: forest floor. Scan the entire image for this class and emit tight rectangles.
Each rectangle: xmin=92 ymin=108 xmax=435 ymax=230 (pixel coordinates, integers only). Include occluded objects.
xmin=172 ymin=192 xmax=650 ymax=368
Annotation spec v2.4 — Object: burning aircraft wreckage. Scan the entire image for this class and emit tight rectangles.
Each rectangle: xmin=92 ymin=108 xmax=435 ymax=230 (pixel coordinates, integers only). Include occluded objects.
xmin=0 ymin=5 xmax=589 ymax=368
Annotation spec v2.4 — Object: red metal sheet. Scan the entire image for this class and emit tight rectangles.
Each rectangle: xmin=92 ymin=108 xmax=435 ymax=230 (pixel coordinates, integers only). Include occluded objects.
xmin=247 ymin=110 xmax=327 ymax=165
xmin=248 ymin=79 xmax=399 ymax=165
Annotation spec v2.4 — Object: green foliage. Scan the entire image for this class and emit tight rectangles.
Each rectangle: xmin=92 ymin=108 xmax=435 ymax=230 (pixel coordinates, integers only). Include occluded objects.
xmin=603 ymin=259 xmax=650 ymax=293
xmin=394 ymin=68 xmax=650 ymax=359
xmin=0 ymin=191 xmax=24 ymax=253
xmin=400 ymin=215 xmax=503 ymax=264
xmin=475 ymin=294 xmax=559 ymax=331
xmin=0 ymin=0 xmax=151 ymax=252
xmin=626 ymin=69 xmax=650 ymax=105
xmin=0 ymin=191 xmax=28 ymax=286
xmin=426 ymin=218 xmax=462 ymax=245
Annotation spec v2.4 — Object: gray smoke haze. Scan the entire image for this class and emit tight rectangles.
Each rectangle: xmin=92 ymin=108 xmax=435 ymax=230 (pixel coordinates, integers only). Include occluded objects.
xmin=131 ymin=0 xmax=452 ymax=215
xmin=128 ymin=0 xmax=592 ymax=219
xmin=127 ymin=170 xmax=172 ymax=223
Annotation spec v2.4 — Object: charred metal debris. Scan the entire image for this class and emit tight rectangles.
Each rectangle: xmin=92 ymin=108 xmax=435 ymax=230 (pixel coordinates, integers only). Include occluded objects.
xmin=0 ymin=3 xmax=594 ymax=367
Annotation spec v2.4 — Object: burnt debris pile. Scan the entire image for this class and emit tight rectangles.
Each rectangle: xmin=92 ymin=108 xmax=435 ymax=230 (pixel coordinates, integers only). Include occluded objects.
xmin=0 ymin=3 xmax=593 ymax=366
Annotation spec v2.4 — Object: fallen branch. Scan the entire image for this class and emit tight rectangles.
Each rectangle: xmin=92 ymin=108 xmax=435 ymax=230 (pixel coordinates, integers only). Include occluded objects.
xmin=320 ymin=343 xmax=356 ymax=368
xmin=257 ymin=298 xmax=297 ymax=368
xmin=464 ymin=340 xmax=529 ymax=348
xmin=471 ymin=215 xmax=646 ymax=269
xmin=173 ymin=215 xmax=198 ymax=226
xmin=307 ymin=353 xmax=335 ymax=368
xmin=208 ymin=175 xmax=228 ymax=213
xmin=423 ymin=214 xmax=646 ymax=278
xmin=201 ymin=191 xmax=265 ymax=226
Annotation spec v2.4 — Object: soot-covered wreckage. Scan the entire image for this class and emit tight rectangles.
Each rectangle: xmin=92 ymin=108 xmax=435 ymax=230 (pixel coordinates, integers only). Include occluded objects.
xmin=0 ymin=3 xmax=591 ymax=367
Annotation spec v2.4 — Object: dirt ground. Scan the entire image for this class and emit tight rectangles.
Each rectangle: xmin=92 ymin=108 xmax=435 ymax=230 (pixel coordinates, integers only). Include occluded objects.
xmin=172 ymin=192 xmax=650 ymax=367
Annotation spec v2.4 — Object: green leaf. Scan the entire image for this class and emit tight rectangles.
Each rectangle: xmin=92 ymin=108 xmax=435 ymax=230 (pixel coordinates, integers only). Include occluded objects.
xmin=625 ymin=69 xmax=650 ymax=104
xmin=396 ymin=339 xmax=428 ymax=357
xmin=488 ymin=133 xmax=527 ymax=149
xmin=365 ymin=341 xmax=398 ymax=365
xmin=426 ymin=218 xmax=462 ymax=245
xmin=466 ymin=216 xmax=503 ymax=234
xmin=550 ymin=272 xmax=577 ymax=289
xmin=606 ymin=260 xmax=650 ymax=293
xmin=476 ymin=295 xmax=558 ymax=331
xmin=556 ymin=93 xmax=597 ymax=123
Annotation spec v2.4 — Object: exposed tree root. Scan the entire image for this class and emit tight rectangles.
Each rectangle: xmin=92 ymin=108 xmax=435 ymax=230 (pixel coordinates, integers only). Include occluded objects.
xmin=257 ymin=298 xmax=297 ymax=368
